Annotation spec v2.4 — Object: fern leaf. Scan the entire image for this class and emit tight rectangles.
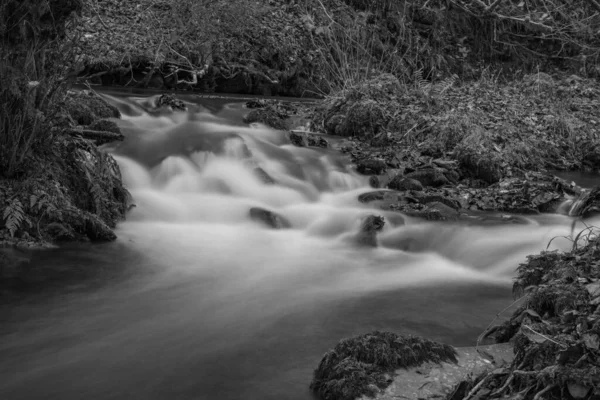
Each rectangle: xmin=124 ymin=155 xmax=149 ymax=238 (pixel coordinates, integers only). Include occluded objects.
xmin=3 ymin=199 xmax=25 ymax=238
xmin=414 ymin=68 xmax=429 ymax=92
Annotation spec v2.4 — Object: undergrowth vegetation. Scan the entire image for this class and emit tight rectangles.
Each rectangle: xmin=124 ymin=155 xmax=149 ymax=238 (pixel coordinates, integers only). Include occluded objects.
xmin=312 ymin=69 xmax=600 ymax=181
xmin=0 ymin=0 xmax=128 ymax=246
xmin=467 ymin=227 xmax=600 ymax=399
xmin=71 ymin=0 xmax=600 ymax=95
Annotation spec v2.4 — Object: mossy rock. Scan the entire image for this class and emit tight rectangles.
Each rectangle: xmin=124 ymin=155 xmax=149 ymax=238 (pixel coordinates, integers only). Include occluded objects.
xmin=311 ymin=331 xmax=457 ymax=400
xmin=243 ymin=109 xmax=287 ymax=130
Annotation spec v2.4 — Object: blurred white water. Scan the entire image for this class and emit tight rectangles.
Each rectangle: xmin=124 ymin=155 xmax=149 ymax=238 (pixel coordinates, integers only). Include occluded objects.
xmin=103 ymin=94 xmax=597 ymax=292
xmin=1 ymin=93 xmax=597 ymax=400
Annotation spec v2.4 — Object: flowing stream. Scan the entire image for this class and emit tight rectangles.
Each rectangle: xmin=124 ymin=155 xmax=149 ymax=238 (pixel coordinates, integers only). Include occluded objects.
xmin=1 ymin=93 xmax=598 ymax=400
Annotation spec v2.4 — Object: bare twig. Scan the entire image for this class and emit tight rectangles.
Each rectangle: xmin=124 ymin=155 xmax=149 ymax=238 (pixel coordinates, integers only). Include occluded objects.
xmin=533 ymin=383 xmax=557 ymax=400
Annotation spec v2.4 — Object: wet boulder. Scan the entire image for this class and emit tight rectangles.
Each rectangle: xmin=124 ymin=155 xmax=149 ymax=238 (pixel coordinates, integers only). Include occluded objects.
xmin=288 ymin=131 xmax=329 ymax=148
xmin=243 ymin=109 xmax=287 ymax=130
xmin=357 ymin=158 xmax=387 ymax=175
xmin=387 ymin=176 xmax=423 ymax=191
xmin=405 ymin=168 xmax=449 ymax=188
xmin=249 ymin=207 xmax=291 ymax=229
xmin=157 ymin=94 xmax=186 ymax=111
xmin=368 ymin=176 xmax=380 ymax=188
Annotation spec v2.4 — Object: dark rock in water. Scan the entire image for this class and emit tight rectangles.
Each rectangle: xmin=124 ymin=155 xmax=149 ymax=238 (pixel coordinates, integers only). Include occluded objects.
xmin=353 ymin=215 xmax=385 ymax=247
xmin=402 ymin=201 xmax=460 ymax=221
xmin=88 ymin=119 xmax=121 ymax=134
xmin=569 ymin=186 xmax=600 ymax=218
xmin=288 ymin=131 xmax=329 ymax=148
xmin=307 ymin=134 xmax=329 ymax=148
xmin=243 ymin=109 xmax=287 ymax=130
xmin=249 ymin=207 xmax=291 ymax=229
xmin=412 ymin=193 xmax=461 ymax=210
xmin=405 ymin=169 xmax=449 ymax=187
xmin=369 ymin=176 xmax=380 ymax=188
xmin=157 ymin=94 xmax=186 ymax=111
xmin=245 ymin=99 xmax=269 ymax=109
xmin=289 ymin=131 xmax=305 ymax=147
xmin=357 ymin=158 xmax=387 ymax=175
xmin=310 ymin=331 xmax=457 ymax=400
xmin=358 ymin=190 xmax=387 ymax=203
xmin=253 ymin=167 xmax=275 ymax=184
xmin=388 ymin=175 xmax=423 ymax=191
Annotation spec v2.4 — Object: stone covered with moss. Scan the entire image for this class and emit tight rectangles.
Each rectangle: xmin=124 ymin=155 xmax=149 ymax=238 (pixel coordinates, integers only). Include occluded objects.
xmin=310 ymin=331 xmax=457 ymax=400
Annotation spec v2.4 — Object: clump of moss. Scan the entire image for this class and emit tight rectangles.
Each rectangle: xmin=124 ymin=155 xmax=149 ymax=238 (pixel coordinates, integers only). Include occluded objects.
xmin=318 ymin=74 xmax=401 ymax=139
xmin=310 ymin=331 xmax=457 ymax=400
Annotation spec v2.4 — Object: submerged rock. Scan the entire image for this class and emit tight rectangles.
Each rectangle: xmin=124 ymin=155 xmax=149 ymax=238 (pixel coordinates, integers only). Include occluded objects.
xmin=253 ymin=167 xmax=276 ymax=184
xmin=352 ymin=215 xmax=385 ymax=247
xmin=249 ymin=207 xmax=291 ymax=229
xmin=310 ymin=331 xmax=457 ymax=400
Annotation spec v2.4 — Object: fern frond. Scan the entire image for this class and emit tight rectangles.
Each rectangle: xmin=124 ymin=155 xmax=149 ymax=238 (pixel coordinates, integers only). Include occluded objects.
xmin=436 ymin=74 xmax=458 ymax=95
xmin=3 ymin=198 xmax=25 ymax=238
xmin=414 ymin=68 xmax=429 ymax=92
